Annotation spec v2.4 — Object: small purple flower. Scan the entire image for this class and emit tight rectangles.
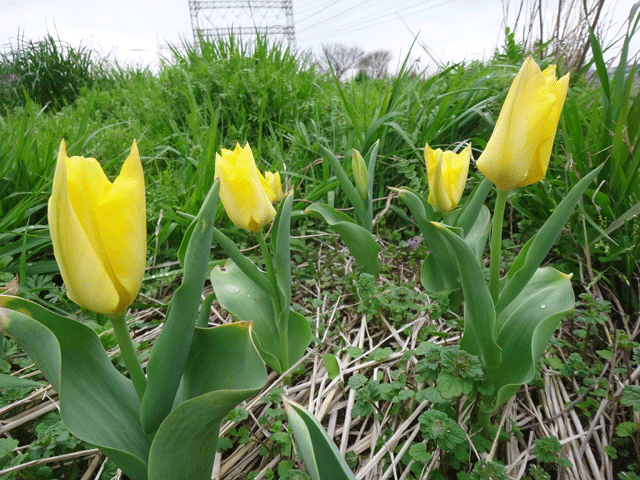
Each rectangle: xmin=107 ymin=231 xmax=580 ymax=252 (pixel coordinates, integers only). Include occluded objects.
xmin=407 ymin=237 xmax=422 ymax=250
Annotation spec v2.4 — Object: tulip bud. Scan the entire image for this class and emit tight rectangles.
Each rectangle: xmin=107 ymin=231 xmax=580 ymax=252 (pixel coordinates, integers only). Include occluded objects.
xmin=424 ymin=143 xmax=471 ymax=214
xmin=214 ymin=143 xmax=277 ymax=232
xmin=476 ymin=57 xmax=570 ymax=191
xmin=351 ymin=149 xmax=368 ymax=200
xmin=48 ymin=140 xmax=146 ymax=315
xmin=264 ymin=171 xmax=284 ymax=203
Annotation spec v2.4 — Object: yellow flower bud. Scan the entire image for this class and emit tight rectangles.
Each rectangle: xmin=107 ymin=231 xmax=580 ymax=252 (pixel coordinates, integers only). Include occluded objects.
xmin=424 ymin=143 xmax=471 ymax=214
xmin=264 ymin=171 xmax=284 ymax=203
xmin=351 ymin=149 xmax=368 ymax=200
xmin=476 ymin=57 xmax=570 ymax=191
xmin=48 ymin=140 xmax=146 ymax=315
xmin=214 ymin=143 xmax=277 ymax=232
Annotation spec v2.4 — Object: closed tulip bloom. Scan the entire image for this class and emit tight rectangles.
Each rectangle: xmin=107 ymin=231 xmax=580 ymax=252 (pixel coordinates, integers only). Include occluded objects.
xmin=425 ymin=143 xmax=471 ymax=214
xmin=476 ymin=57 xmax=569 ymax=191
xmin=48 ymin=140 xmax=146 ymax=315
xmin=215 ymin=143 xmax=277 ymax=232
xmin=264 ymin=171 xmax=284 ymax=203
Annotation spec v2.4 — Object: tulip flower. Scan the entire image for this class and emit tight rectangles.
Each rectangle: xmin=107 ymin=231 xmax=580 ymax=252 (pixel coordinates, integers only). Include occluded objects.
xmin=48 ymin=140 xmax=146 ymax=315
xmin=424 ymin=143 xmax=471 ymax=214
xmin=476 ymin=57 xmax=569 ymax=191
xmin=215 ymin=143 xmax=277 ymax=232
xmin=351 ymin=148 xmax=369 ymax=200
xmin=265 ymin=171 xmax=284 ymax=203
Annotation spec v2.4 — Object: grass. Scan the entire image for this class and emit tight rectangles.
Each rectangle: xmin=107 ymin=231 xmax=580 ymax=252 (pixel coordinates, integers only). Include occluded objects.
xmin=0 ymin=23 xmax=639 ymax=480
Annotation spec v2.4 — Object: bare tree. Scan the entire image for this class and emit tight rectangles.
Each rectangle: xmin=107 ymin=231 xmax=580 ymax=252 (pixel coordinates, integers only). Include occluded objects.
xmin=315 ymin=43 xmax=365 ymax=80
xmin=500 ymin=0 xmax=615 ymax=72
xmin=358 ymin=50 xmax=393 ymax=79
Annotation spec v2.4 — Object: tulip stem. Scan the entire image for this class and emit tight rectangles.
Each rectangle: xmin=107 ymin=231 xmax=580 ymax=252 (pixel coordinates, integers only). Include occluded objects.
xmin=255 ymin=230 xmax=288 ymax=368
xmin=489 ymin=189 xmax=509 ymax=303
xmin=110 ymin=313 xmax=146 ymax=400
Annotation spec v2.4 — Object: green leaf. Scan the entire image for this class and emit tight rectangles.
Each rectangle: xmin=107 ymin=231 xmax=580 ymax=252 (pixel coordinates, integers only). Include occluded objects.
xmin=319 ymin=145 xmax=367 ymax=221
xmin=0 ymin=372 xmax=43 ymax=389
xmin=210 ymin=260 xmax=311 ymax=373
xmin=149 ymin=323 xmax=266 ymax=480
xmin=0 ymin=437 xmax=19 ymax=460
xmin=488 ymin=268 xmax=574 ymax=412
xmin=141 ymin=180 xmax=220 ymax=436
xmin=615 ymin=422 xmax=638 ymax=438
xmin=396 ymin=188 xmax=460 ymax=294
xmin=621 ymin=385 xmax=640 ymax=409
xmin=430 ymin=222 xmax=501 ymax=371
xmin=273 ymin=192 xmax=294 ymax=309
xmin=323 ymin=354 xmax=340 ymax=380
xmin=0 ymin=297 xmax=150 ymax=480
xmin=418 ymin=409 xmax=466 ymax=450
xmin=305 ymin=203 xmax=381 ymax=276
xmin=283 ymin=398 xmax=356 ymax=480
xmin=496 ymin=165 xmax=602 ymax=317
xmin=408 ymin=442 xmax=432 ymax=463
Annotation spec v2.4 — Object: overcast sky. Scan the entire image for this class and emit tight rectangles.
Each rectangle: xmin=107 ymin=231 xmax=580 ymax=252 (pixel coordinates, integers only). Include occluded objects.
xmin=1 ymin=0 xmax=638 ymax=72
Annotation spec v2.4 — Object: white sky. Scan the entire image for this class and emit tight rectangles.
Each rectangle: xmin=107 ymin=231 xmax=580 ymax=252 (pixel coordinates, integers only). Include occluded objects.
xmin=0 ymin=0 xmax=638 ymax=72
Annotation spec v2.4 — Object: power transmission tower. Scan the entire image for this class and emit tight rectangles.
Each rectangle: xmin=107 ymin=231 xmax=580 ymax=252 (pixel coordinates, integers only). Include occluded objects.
xmin=188 ymin=1 xmax=296 ymax=49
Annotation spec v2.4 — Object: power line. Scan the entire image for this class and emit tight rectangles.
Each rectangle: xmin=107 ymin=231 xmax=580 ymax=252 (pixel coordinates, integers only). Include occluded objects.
xmin=297 ymin=0 xmax=443 ymax=43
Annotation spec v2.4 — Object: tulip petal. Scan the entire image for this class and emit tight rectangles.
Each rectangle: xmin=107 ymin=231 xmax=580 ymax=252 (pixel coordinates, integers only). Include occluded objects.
xmin=215 ymin=143 xmax=276 ymax=232
xmin=48 ymin=140 xmax=120 ymax=314
xmin=93 ymin=141 xmax=147 ymax=313
xmin=476 ymin=57 xmax=569 ymax=191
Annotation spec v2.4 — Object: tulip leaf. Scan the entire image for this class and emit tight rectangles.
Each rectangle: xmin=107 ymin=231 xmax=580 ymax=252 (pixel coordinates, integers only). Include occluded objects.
xmin=430 ymin=223 xmax=502 ymax=371
xmin=396 ymin=188 xmax=459 ymax=293
xmin=319 ymin=145 xmax=367 ymax=221
xmin=495 ymin=164 xmax=602 ymax=317
xmin=305 ymin=203 xmax=381 ymax=276
xmin=273 ymin=191 xmax=294 ymax=310
xmin=149 ymin=323 xmax=266 ymax=480
xmin=211 ymin=260 xmax=311 ymax=374
xmin=453 ymin=177 xmax=493 ymax=234
xmin=485 ymin=267 xmax=574 ymax=412
xmin=283 ymin=398 xmax=356 ymax=480
xmin=0 ymin=373 xmax=43 ymax=389
xmin=210 ymin=226 xmax=275 ymax=297
xmin=141 ymin=180 xmax=219 ymax=435
xmin=0 ymin=296 xmax=150 ymax=480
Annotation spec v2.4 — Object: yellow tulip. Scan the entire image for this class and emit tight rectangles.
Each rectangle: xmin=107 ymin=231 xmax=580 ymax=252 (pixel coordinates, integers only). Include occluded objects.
xmin=476 ymin=56 xmax=569 ymax=191
xmin=215 ymin=143 xmax=277 ymax=232
xmin=424 ymin=143 xmax=471 ymax=214
xmin=264 ymin=171 xmax=284 ymax=203
xmin=48 ymin=140 xmax=146 ymax=315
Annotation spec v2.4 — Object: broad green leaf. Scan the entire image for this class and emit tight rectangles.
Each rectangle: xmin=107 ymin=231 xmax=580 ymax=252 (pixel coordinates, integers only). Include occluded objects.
xmin=283 ymin=398 xmax=356 ymax=480
xmin=487 ymin=267 xmax=574 ymax=412
xmin=142 ymin=180 xmax=219 ymax=435
xmin=306 ymin=203 xmax=381 ymax=276
xmin=150 ymin=323 xmax=266 ymax=480
xmin=396 ymin=188 xmax=460 ymax=294
xmin=0 ymin=297 xmax=150 ymax=480
xmin=462 ymin=205 xmax=491 ymax=259
xmin=210 ymin=261 xmax=311 ymax=373
xmin=430 ymin=223 xmax=501 ymax=371
xmin=496 ymin=165 xmax=602 ymax=317
xmin=454 ymin=177 xmax=492 ymax=235
xmin=273 ymin=191 xmax=294 ymax=309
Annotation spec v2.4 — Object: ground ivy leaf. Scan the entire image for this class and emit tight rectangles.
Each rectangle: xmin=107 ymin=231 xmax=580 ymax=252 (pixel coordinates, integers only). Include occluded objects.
xmin=408 ymin=442 xmax=432 ymax=463
xmin=615 ymin=421 xmax=639 ymax=437
xmin=348 ymin=374 xmax=368 ymax=390
xmin=621 ymin=385 xmax=640 ymax=410
xmin=437 ymin=371 xmax=473 ymax=398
